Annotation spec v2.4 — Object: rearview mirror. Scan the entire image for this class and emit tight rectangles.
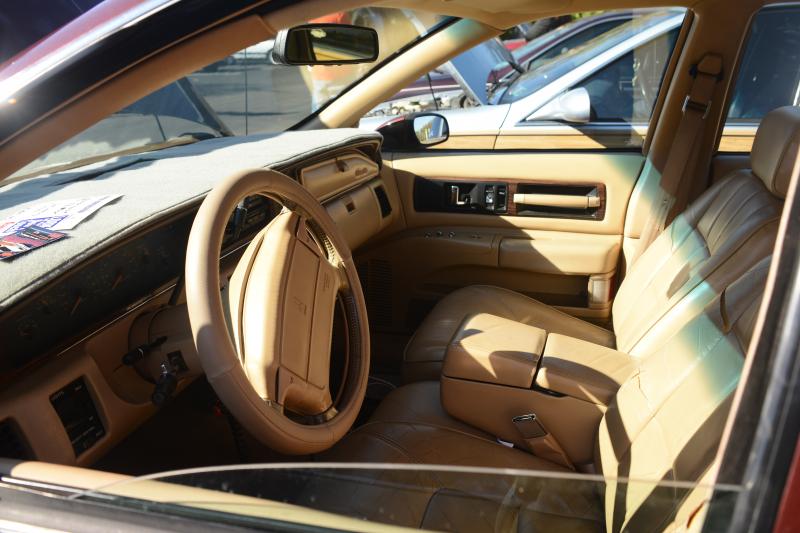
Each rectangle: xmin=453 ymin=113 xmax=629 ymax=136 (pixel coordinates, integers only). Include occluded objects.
xmin=527 ymin=87 xmax=591 ymax=124
xmin=272 ymin=24 xmax=379 ymax=65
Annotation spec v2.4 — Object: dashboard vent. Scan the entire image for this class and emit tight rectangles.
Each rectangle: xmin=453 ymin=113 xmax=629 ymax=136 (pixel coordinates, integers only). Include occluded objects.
xmin=0 ymin=419 xmax=31 ymax=460
xmin=373 ymin=185 xmax=392 ymax=218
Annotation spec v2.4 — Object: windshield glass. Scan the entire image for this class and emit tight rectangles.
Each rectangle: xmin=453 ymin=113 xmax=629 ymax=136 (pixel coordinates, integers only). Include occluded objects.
xmin=496 ymin=10 xmax=680 ymax=105
xmin=10 ymin=8 xmax=447 ymax=180
xmin=77 ymin=464 xmax=742 ymax=531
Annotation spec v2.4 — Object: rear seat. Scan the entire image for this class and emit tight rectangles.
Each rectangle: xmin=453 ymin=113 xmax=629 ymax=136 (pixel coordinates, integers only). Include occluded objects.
xmin=403 ymin=105 xmax=797 ymax=382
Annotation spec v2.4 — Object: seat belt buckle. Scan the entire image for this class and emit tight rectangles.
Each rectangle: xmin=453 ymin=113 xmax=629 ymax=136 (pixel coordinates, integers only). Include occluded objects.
xmin=682 ymin=95 xmax=711 ymax=119
xmin=512 ymin=414 xmax=547 ymax=439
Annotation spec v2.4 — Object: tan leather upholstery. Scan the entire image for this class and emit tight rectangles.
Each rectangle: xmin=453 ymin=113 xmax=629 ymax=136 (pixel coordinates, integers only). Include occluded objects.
xmin=325 ymin=381 xmax=563 ymax=470
xmin=327 ymin=258 xmax=770 ymax=532
xmin=319 ymin=383 xmax=603 ymax=531
xmin=612 ymin=167 xmax=780 ymax=353
xmin=322 ymin=106 xmax=799 ymax=530
xmin=440 ymin=375 xmax=606 ymax=464
xmin=750 ymin=105 xmax=800 ymax=199
xmin=536 ymin=334 xmax=638 ymax=405
xmin=443 ymin=313 xmax=545 ymax=388
xmin=404 ymin=285 xmax=615 ymax=382
xmin=596 ymin=258 xmax=768 ymax=531
xmin=404 ymin=106 xmax=790 ymax=382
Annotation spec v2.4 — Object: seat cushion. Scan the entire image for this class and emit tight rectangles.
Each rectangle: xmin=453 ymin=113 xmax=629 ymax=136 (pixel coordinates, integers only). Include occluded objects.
xmin=325 ymin=382 xmax=561 ymax=469
xmin=319 ymin=382 xmax=603 ymax=531
xmin=403 ymin=286 xmax=615 ymax=382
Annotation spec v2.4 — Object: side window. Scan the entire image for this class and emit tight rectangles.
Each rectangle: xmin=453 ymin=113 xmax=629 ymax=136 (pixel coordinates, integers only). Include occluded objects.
xmin=525 ymin=19 xmax=625 ymax=72
xmin=720 ymin=6 xmax=800 ymax=152
xmin=567 ymin=28 xmax=679 ymax=123
xmin=361 ymin=9 xmax=684 ymax=151
xmin=363 ymin=14 xmax=635 ymax=120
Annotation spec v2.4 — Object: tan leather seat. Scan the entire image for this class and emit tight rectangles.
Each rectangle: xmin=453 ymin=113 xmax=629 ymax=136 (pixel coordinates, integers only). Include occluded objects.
xmin=403 ymin=106 xmax=797 ymax=382
xmin=324 ymin=257 xmax=770 ymax=531
xmin=404 ymin=285 xmax=616 ymax=381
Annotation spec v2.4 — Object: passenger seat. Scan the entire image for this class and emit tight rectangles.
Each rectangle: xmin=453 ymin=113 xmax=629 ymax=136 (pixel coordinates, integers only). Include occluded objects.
xmin=402 ymin=105 xmax=797 ymax=382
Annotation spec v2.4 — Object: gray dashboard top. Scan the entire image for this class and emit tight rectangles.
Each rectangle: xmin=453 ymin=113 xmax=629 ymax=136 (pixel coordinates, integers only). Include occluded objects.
xmin=0 ymin=128 xmax=381 ymax=309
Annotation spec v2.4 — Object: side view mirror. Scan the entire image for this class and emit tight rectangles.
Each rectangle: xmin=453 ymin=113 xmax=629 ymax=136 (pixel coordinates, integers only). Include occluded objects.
xmin=271 ymin=24 xmax=379 ymax=65
xmin=413 ymin=114 xmax=449 ymax=146
xmin=527 ymin=87 xmax=591 ymax=124
xmin=377 ymin=113 xmax=450 ymax=151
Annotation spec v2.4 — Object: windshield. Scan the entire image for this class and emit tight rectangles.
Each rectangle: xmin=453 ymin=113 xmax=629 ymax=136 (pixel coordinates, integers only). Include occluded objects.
xmin=496 ymin=11 xmax=681 ymax=105
xmin=76 ymin=463 xmax=742 ymax=531
xmin=10 ymin=8 xmax=447 ymax=180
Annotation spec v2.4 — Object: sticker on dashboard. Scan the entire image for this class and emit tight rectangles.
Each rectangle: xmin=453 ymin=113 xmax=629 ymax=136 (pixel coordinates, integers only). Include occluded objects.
xmin=0 ymin=194 xmax=121 ymax=236
xmin=0 ymin=225 xmax=66 ymax=260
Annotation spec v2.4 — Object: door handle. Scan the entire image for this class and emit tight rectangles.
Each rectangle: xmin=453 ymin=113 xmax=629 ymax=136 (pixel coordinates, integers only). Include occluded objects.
xmin=512 ymin=193 xmax=601 ymax=209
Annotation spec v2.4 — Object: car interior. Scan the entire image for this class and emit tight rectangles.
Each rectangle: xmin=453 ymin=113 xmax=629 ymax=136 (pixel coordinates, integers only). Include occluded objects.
xmin=0 ymin=0 xmax=798 ymax=531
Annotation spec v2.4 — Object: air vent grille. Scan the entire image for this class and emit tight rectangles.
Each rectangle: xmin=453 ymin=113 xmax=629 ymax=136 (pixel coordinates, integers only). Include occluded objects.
xmin=0 ymin=419 xmax=31 ymax=460
xmin=374 ymin=185 xmax=392 ymax=218
xmin=357 ymin=259 xmax=393 ymax=328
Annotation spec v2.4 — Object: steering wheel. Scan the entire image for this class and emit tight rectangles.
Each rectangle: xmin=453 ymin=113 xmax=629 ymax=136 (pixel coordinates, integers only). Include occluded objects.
xmin=185 ymin=169 xmax=370 ymax=454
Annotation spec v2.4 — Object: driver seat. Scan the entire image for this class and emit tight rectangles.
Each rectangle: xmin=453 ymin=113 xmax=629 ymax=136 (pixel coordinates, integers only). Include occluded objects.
xmin=321 ymin=257 xmax=769 ymax=531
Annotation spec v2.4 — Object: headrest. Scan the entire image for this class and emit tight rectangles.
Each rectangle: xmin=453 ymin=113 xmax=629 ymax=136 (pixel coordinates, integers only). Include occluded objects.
xmin=751 ymin=105 xmax=800 ymax=199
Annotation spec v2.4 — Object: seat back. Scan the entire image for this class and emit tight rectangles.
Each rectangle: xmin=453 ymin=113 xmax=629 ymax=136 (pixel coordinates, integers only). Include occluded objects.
xmin=597 ymin=257 xmax=769 ymax=532
xmin=611 ymin=106 xmax=799 ymax=354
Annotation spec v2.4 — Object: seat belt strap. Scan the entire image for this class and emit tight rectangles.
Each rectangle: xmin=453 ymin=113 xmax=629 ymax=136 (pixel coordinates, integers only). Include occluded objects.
xmin=632 ymin=54 xmax=723 ymax=264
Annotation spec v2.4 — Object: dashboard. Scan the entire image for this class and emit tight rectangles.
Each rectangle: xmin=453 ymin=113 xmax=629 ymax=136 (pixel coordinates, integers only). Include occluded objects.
xmin=0 ymin=139 xmax=398 ymax=466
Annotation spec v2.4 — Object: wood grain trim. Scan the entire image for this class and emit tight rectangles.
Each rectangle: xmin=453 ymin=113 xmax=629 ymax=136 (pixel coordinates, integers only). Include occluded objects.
xmin=495 ymin=134 xmax=643 ymax=150
xmin=419 ymin=176 xmax=606 ymax=221
xmin=718 ymin=134 xmax=755 ymax=153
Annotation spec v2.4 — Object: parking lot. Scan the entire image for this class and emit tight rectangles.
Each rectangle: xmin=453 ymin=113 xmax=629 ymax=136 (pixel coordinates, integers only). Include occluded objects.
xmin=188 ymin=61 xmax=314 ymax=135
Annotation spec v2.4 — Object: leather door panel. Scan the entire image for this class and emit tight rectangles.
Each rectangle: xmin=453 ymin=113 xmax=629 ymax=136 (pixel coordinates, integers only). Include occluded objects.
xmin=355 ymin=150 xmax=643 ymax=334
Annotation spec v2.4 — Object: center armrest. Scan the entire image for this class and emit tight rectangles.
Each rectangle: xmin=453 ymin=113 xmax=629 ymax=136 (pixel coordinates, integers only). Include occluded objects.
xmin=442 ymin=313 xmax=546 ymax=388
xmin=536 ymin=334 xmax=638 ymax=405
xmin=440 ymin=320 xmax=637 ymax=466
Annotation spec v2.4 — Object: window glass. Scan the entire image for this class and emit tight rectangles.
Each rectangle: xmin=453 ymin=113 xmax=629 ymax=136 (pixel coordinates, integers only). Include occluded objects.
xmin=727 ymin=6 xmax=800 ymax=123
xmin=360 ymin=9 xmax=683 ymax=151
xmin=84 ymin=465 xmax=742 ymax=531
xmin=565 ymin=27 xmax=679 ymax=123
xmin=362 ymin=10 xmax=657 ymax=119
xmin=12 ymin=8 xmax=445 ymax=179
xmin=524 ymin=18 xmax=626 ymax=72
xmin=719 ymin=5 xmax=800 ymax=152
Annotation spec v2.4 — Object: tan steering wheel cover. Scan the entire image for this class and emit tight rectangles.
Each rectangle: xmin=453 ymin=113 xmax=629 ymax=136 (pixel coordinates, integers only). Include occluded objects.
xmin=185 ymin=169 xmax=369 ymax=454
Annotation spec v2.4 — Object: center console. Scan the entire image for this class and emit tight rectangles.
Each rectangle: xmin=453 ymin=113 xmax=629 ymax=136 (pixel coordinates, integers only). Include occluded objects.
xmin=441 ymin=313 xmax=637 ymax=466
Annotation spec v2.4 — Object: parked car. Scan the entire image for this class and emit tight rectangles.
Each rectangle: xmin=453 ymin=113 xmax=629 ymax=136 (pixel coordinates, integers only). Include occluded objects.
xmin=362 ymin=10 xmax=683 ymax=148
xmin=366 ymin=10 xmax=641 ymax=116
xmin=363 ymin=8 xmax=800 ymax=152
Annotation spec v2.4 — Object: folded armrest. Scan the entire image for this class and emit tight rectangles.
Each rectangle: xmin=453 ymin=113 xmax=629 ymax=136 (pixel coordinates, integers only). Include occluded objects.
xmin=443 ymin=313 xmax=546 ymax=388
xmin=537 ymin=334 xmax=638 ymax=405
